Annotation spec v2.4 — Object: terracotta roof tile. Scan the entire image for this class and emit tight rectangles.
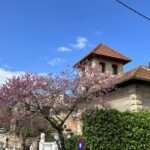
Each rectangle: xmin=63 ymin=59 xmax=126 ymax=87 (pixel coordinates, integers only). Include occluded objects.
xmin=74 ymin=44 xmax=131 ymax=67
xmin=117 ymin=66 xmax=150 ymax=84
xmin=94 ymin=44 xmax=130 ymax=62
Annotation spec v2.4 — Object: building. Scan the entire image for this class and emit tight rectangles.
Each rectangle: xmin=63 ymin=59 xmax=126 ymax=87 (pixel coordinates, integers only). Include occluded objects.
xmin=66 ymin=44 xmax=150 ymax=134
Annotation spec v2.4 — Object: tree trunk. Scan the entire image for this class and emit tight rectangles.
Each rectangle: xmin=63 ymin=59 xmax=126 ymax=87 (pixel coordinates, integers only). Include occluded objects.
xmin=57 ymin=129 xmax=66 ymax=150
xmin=21 ymin=136 xmax=26 ymax=150
xmin=22 ymin=141 xmax=26 ymax=150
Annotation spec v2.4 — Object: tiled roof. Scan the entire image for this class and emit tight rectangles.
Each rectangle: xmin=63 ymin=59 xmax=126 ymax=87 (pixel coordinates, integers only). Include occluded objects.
xmin=117 ymin=66 xmax=150 ymax=84
xmin=74 ymin=44 xmax=131 ymax=67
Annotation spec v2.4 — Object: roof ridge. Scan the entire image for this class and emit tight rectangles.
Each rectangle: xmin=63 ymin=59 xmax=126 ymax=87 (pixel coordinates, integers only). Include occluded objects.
xmin=92 ymin=43 xmax=102 ymax=52
xmin=142 ymin=66 xmax=150 ymax=71
xmin=117 ymin=65 xmax=150 ymax=85
xmin=133 ymin=66 xmax=143 ymax=78
xmin=119 ymin=65 xmax=142 ymax=79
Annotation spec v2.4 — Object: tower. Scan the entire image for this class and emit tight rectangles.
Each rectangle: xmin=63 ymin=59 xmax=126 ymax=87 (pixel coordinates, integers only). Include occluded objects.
xmin=74 ymin=44 xmax=131 ymax=75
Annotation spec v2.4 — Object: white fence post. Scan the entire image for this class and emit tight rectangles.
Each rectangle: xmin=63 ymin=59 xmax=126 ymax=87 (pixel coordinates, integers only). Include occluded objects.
xmin=39 ymin=133 xmax=45 ymax=150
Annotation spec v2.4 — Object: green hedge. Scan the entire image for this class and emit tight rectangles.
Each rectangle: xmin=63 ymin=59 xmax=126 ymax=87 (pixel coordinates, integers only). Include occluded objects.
xmin=82 ymin=109 xmax=150 ymax=150
xmin=65 ymin=135 xmax=79 ymax=150
xmin=65 ymin=135 xmax=88 ymax=150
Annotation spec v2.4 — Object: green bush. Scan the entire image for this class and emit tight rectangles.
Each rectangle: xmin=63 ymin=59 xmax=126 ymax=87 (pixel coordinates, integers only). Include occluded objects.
xmin=65 ymin=135 xmax=88 ymax=150
xmin=82 ymin=109 xmax=150 ymax=150
xmin=65 ymin=135 xmax=79 ymax=150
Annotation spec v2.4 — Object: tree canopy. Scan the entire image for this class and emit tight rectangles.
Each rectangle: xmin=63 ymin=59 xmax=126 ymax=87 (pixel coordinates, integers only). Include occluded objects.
xmin=0 ymin=67 xmax=116 ymax=150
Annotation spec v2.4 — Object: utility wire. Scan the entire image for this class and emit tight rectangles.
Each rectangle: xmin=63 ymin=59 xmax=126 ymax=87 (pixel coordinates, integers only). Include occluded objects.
xmin=115 ymin=0 xmax=150 ymax=22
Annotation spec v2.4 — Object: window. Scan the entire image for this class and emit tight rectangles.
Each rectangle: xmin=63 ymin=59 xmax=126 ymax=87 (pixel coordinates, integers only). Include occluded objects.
xmin=99 ymin=62 xmax=106 ymax=73
xmin=112 ymin=64 xmax=118 ymax=75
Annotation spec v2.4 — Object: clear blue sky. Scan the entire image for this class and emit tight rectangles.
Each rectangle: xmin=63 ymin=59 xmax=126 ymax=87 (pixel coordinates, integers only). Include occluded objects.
xmin=0 ymin=0 xmax=150 ymax=75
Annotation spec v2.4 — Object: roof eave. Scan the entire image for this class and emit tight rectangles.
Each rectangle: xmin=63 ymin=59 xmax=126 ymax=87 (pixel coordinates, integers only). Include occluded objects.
xmin=74 ymin=54 xmax=131 ymax=68
xmin=116 ymin=77 xmax=150 ymax=86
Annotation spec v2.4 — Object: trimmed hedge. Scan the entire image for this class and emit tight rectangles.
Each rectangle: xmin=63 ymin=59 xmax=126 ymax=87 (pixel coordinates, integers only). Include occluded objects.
xmin=65 ymin=135 xmax=88 ymax=150
xmin=82 ymin=109 xmax=150 ymax=150
xmin=65 ymin=135 xmax=79 ymax=150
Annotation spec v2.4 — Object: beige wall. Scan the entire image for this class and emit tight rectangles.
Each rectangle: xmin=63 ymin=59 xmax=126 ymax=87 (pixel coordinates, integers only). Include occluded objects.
xmin=108 ymin=83 xmax=150 ymax=112
xmin=65 ymin=116 xmax=82 ymax=134
xmin=101 ymin=83 xmax=150 ymax=112
xmin=108 ymin=85 xmax=135 ymax=112
xmin=91 ymin=57 xmax=124 ymax=74
xmin=79 ymin=57 xmax=124 ymax=76
xmin=136 ymin=84 xmax=150 ymax=111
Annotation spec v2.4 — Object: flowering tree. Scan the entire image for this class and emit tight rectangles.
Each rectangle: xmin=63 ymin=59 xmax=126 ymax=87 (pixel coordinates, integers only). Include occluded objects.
xmin=0 ymin=67 xmax=116 ymax=150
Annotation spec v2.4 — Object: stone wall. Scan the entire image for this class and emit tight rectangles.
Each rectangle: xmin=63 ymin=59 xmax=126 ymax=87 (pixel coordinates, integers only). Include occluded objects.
xmin=136 ymin=84 xmax=150 ymax=111
xmin=108 ymin=85 xmax=135 ymax=112
xmin=79 ymin=57 xmax=124 ymax=76
xmin=65 ymin=116 xmax=82 ymax=134
xmin=108 ymin=83 xmax=144 ymax=112
xmin=92 ymin=57 xmax=123 ymax=74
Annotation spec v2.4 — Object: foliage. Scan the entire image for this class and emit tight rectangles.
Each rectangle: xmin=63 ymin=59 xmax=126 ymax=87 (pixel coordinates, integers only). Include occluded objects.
xmin=82 ymin=109 xmax=150 ymax=150
xmin=65 ymin=135 xmax=79 ymax=150
xmin=65 ymin=135 xmax=88 ymax=150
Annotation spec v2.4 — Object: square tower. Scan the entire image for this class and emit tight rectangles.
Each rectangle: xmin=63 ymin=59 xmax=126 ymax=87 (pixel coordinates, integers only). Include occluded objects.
xmin=74 ymin=44 xmax=131 ymax=75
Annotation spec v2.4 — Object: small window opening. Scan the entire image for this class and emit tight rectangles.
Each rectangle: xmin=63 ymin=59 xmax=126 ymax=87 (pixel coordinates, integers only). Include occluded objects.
xmin=99 ymin=62 xmax=106 ymax=73
xmin=112 ymin=64 xmax=118 ymax=75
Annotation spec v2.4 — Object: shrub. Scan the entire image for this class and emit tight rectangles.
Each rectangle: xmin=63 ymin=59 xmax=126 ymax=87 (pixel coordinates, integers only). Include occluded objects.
xmin=65 ymin=135 xmax=88 ymax=150
xmin=65 ymin=135 xmax=79 ymax=150
xmin=82 ymin=109 xmax=150 ymax=150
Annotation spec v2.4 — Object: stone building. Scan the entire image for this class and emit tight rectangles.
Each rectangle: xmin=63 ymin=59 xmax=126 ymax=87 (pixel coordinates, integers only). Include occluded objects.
xmin=0 ymin=44 xmax=149 ymax=142
xmin=65 ymin=44 xmax=150 ymax=134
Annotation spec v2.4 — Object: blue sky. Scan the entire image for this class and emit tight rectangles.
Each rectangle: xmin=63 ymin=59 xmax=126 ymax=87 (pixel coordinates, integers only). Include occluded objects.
xmin=0 ymin=0 xmax=150 ymax=82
